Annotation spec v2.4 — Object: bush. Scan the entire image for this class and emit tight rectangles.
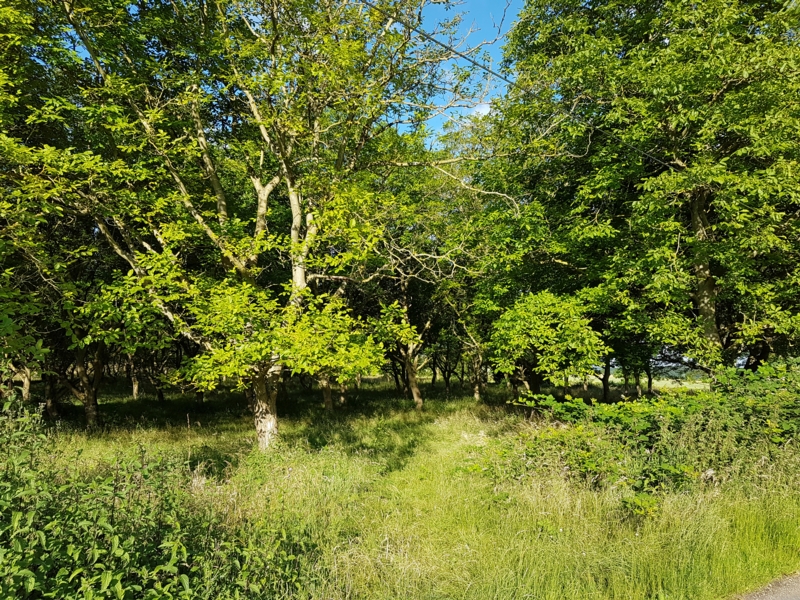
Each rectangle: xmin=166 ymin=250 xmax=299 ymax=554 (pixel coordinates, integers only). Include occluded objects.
xmin=0 ymin=392 xmax=316 ymax=599
xmin=474 ymin=362 xmax=800 ymax=507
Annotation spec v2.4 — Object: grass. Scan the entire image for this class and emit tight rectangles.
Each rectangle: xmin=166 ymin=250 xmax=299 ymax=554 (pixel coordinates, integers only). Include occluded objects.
xmin=42 ymin=379 xmax=800 ymax=599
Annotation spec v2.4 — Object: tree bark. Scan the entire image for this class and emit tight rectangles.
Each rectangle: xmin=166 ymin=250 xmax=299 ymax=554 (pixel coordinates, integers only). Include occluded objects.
xmin=471 ymin=354 xmax=483 ymax=402
xmin=690 ymin=194 xmax=722 ymax=349
xmin=70 ymin=343 xmax=104 ymax=427
xmin=253 ymin=366 xmax=280 ymax=450
xmin=338 ymin=380 xmax=347 ymax=407
xmin=19 ymin=366 xmax=31 ymax=402
xmin=84 ymin=391 xmax=100 ymax=428
xmin=525 ymin=370 xmax=542 ymax=395
xmin=745 ymin=340 xmax=771 ymax=371
xmin=602 ymin=356 xmax=611 ymax=402
xmin=643 ymin=359 xmax=654 ymax=394
xmin=390 ymin=360 xmax=402 ymax=394
xmin=405 ymin=355 xmax=423 ymax=410
xmin=319 ymin=375 xmax=334 ymax=412
xmin=43 ymin=373 xmax=60 ymax=419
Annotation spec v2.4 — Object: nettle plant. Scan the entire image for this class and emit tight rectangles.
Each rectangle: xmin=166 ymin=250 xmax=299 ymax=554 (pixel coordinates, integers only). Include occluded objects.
xmin=0 ymin=378 xmax=317 ymax=599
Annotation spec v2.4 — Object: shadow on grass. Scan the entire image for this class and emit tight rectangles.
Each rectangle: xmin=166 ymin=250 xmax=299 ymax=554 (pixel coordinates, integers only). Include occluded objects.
xmin=43 ymin=379 xmax=469 ymax=476
xmin=43 ymin=378 xmax=555 ymax=476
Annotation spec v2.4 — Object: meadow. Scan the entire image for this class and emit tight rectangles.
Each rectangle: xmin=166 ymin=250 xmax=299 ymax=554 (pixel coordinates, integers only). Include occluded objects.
xmin=4 ymin=371 xmax=800 ymax=600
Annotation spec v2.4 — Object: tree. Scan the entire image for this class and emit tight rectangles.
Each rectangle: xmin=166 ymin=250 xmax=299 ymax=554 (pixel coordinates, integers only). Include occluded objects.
xmin=2 ymin=0 xmax=483 ymax=445
xmin=491 ymin=291 xmax=607 ymax=394
xmin=500 ymin=0 xmax=800 ymax=369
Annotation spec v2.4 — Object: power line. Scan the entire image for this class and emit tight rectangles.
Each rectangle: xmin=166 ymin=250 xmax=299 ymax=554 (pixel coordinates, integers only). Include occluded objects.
xmin=356 ymin=0 xmax=677 ymax=172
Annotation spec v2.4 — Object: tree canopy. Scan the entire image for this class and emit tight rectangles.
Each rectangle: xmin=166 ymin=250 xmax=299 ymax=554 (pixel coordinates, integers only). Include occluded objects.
xmin=2 ymin=0 xmax=799 ymax=446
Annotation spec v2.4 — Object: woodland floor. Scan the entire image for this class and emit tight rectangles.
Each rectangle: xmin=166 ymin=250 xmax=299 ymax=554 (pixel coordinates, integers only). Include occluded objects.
xmin=45 ymin=379 xmax=800 ymax=600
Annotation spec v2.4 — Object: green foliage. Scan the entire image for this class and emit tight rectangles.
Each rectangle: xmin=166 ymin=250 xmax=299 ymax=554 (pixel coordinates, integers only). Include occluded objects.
xmin=499 ymin=0 xmax=800 ymax=366
xmin=0 ymin=391 xmax=316 ymax=598
xmin=480 ymin=362 xmax=800 ymax=511
xmin=491 ymin=292 xmax=607 ymax=381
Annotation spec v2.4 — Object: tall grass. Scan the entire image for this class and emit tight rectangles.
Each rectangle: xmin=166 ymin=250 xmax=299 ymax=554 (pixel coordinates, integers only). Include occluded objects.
xmin=14 ymin=379 xmax=800 ymax=598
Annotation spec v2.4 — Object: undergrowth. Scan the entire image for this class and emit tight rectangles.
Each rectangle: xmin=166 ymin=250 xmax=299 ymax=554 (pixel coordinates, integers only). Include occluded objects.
xmin=3 ymin=369 xmax=800 ymax=599
xmin=0 ymin=393 xmax=317 ymax=599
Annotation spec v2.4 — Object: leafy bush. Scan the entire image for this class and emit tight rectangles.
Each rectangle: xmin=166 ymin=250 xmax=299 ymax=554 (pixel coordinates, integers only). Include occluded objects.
xmin=473 ymin=362 xmax=800 ymax=513
xmin=0 ymin=392 xmax=316 ymax=599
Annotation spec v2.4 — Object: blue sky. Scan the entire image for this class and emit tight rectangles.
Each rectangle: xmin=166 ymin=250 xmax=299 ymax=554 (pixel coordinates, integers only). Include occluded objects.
xmin=418 ymin=0 xmax=526 ymax=127
xmin=422 ymin=0 xmax=525 ymax=65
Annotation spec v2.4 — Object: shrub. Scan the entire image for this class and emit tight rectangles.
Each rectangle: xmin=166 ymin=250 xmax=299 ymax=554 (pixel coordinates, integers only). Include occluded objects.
xmin=474 ymin=362 xmax=800 ymax=506
xmin=0 ymin=392 xmax=316 ymax=599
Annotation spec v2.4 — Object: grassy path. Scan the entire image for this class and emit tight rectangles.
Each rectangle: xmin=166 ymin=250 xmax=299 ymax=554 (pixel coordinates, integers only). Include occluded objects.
xmin=49 ymin=392 xmax=800 ymax=600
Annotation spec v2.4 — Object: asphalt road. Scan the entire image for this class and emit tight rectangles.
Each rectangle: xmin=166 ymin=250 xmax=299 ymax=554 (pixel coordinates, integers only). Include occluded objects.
xmin=739 ymin=574 xmax=800 ymax=600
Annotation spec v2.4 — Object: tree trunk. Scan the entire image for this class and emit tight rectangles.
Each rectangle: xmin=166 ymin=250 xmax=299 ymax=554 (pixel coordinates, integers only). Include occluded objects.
xmin=646 ymin=363 xmax=653 ymax=395
xmin=405 ymin=355 xmax=423 ymax=410
xmin=471 ymin=354 xmax=483 ymax=402
xmin=84 ymin=390 xmax=100 ymax=428
xmin=355 ymin=373 xmax=362 ymax=389
xmin=602 ymin=356 xmax=611 ymax=402
xmin=43 ymin=373 xmax=60 ymax=419
xmin=430 ymin=357 xmax=437 ymax=389
xmin=745 ymin=340 xmax=771 ymax=371
xmin=319 ymin=375 xmax=334 ymax=412
xmin=690 ymin=194 xmax=722 ymax=349
xmin=635 ymin=372 xmax=642 ymax=397
xmin=72 ymin=343 xmax=104 ymax=427
xmin=253 ymin=367 xmax=279 ymax=450
xmin=287 ymin=182 xmax=314 ymax=303
xmin=20 ymin=366 xmax=31 ymax=402
xmin=390 ymin=361 xmax=402 ymax=394
xmin=526 ymin=371 xmax=542 ymax=395
xmin=338 ymin=380 xmax=347 ymax=407
xmin=156 ymin=387 xmax=165 ymax=403
xmin=128 ymin=354 xmax=139 ymax=400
